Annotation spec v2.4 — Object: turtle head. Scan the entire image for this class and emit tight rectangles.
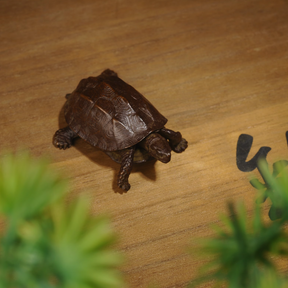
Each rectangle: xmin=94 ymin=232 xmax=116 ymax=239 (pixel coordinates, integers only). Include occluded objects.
xmin=142 ymin=133 xmax=171 ymax=163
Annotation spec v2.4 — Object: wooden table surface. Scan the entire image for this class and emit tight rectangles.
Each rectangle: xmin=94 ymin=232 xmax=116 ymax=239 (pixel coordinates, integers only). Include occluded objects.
xmin=1 ymin=0 xmax=288 ymax=287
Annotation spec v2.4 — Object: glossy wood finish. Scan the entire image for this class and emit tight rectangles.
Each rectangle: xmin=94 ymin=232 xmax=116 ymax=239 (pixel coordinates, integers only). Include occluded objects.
xmin=1 ymin=0 xmax=288 ymax=287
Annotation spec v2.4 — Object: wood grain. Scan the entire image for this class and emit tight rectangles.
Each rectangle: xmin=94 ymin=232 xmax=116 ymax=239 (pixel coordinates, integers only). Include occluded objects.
xmin=1 ymin=0 xmax=288 ymax=287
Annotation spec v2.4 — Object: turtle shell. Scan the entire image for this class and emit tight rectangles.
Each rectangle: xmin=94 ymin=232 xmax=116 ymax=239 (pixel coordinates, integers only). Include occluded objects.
xmin=64 ymin=69 xmax=167 ymax=151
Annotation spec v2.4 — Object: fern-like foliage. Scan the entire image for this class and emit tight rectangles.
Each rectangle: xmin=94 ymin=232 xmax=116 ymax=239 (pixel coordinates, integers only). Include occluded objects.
xmin=0 ymin=152 xmax=124 ymax=288
xmin=190 ymin=159 xmax=288 ymax=288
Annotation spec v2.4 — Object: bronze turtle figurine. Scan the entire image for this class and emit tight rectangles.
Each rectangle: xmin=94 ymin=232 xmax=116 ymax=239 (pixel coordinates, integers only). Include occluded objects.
xmin=53 ymin=69 xmax=188 ymax=191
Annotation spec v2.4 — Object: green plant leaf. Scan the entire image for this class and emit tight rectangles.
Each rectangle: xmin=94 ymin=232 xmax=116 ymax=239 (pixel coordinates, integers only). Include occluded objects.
xmin=0 ymin=151 xmax=125 ymax=288
xmin=0 ymin=151 xmax=68 ymax=223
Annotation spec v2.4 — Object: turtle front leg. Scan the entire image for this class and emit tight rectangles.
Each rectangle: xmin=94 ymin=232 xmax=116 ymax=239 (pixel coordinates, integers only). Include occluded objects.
xmin=117 ymin=147 xmax=135 ymax=192
xmin=158 ymin=128 xmax=188 ymax=153
xmin=53 ymin=126 xmax=78 ymax=150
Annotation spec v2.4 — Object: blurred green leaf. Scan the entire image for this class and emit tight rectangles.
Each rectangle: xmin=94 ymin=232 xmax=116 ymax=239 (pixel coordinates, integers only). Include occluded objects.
xmin=190 ymin=202 xmax=286 ymax=288
xmin=0 ymin=151 xmax=125 ymax=288
xmin=256 ymin=269 xmax=288 ymax=288
xmin=191 ymin=158 xmax=288 ymax=288
xmin=48 ymin=199 xmax=124 ymax=288
xmin=0 ymin=151 xmax=68 ymax=223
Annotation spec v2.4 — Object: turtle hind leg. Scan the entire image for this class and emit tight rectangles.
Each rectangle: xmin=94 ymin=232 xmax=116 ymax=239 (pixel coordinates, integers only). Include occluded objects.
xmin=117 ymin=147 xmax=135 ymax=192
xmin=158 ymin=128 xmax=188 ymax=153
xmin=53 ymin=126 xmax=78 ymax=150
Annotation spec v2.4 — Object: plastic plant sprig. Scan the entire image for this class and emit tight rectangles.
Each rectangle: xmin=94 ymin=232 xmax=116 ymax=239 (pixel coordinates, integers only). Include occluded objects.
xmin=190 ymin=159 xmax=288 ymax=288
xmin=0 ymin=151 xmax=68 ymax=224
xmin=48 ymin=198 xmax=124 ymax=288
xmin=190 ymin=201 xmax=287 ymax=288
xmin=0 ymin=152 xmax=125 ymax=288
xmin=250 ymin=159 xmax=288 ymax=220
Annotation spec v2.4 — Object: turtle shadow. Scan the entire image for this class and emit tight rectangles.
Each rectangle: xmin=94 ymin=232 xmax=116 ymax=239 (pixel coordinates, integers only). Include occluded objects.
xmin=56 ymin=102 xmax=158 ymax=194
xmin=73 ymin=138 xmax=158 ymax=194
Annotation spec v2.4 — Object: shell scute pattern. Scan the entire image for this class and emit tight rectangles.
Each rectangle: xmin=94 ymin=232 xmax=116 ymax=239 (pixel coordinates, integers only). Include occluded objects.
xmin=112 ymin=96 xmax=147 ymax=134
xmin=65 ymin=92 xmax=94 ymax=133
xmin=65 ymin=73 xmax=167 ymax=151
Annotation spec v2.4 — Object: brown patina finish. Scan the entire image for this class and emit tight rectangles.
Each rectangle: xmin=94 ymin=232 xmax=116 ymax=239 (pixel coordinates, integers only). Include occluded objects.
xmin=53 ymin=69 xmax=188 ymax=191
